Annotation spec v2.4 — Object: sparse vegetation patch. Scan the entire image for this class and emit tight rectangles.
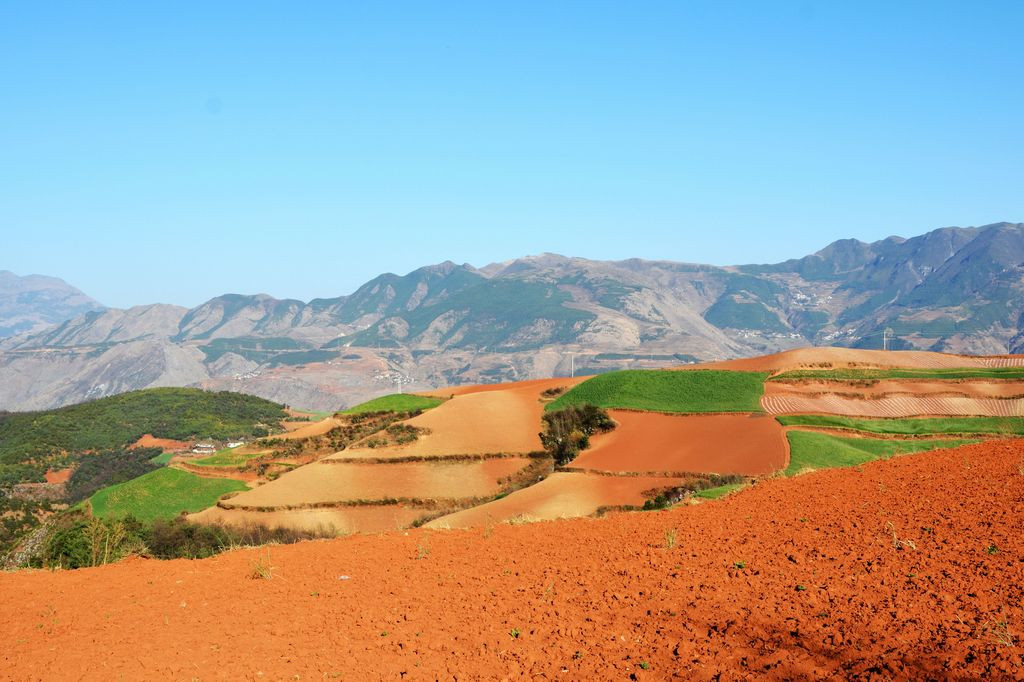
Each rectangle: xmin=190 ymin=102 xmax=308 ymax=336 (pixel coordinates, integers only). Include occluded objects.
xmin=540 ymin=404 xmax=615 ymax=466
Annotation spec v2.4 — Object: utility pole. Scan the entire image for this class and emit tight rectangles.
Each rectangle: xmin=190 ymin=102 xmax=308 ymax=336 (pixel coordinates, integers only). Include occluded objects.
xmin=883 ymin=327 xmax=894 ymax=351
xmin=570 ymin=354 xmax=575 ymax=378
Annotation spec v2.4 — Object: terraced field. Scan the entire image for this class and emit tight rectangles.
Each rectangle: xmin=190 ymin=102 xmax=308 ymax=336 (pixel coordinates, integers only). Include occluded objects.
xmin=219 ymin=458 xmax=532 ymax=510
xmin=90 ymin=468 xmax=249 ymax=522
xmin=784 ymin=431 xmax=976 ymax=476
xmin=181 ymin=347 xmax=1024 ymax=536
xmin=547 ymin=369 xmax=767 ymax=413
xmin=763 ymin=393 xmax=1024 ymax=417
xmin=189 ymin=504 xmax=423 ymax=534
xmin=570 ymin=411 xmax=786 ymax=476
xmin=328 ymin=382 xmax=551 ymax=460
xmin=777 ymin=414 xmax=1024 ymax=436
xmin=764 ymin=378 xmax=1024 ymax=398
xmin=425 ymin=472 xmax=685 ymax=528
xmin=696 ymin=347 xmax=1024 ymax=372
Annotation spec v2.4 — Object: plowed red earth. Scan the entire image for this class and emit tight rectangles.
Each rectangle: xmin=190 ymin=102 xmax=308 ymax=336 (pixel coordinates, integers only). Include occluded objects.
xmin=572 ymin=411 xmax=786 ymax=475
xmin=43 ymin=468 xmax=72 ymax=484
xmin=129 ymin=434 xmax=191 ymax=451
xmin=3 ymin=440 xmax=1023 ymax=679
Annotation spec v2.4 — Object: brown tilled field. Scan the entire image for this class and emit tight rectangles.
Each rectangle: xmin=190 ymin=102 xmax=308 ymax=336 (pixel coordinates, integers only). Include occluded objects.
xmin=762 ymin=393 xmax=1024 ymax=417
xmin=2 ymin=440 xmax=1022 ymax=679
xmin=572 ymin=411 xmax=786 ymax=475
xmin=765 ymin=378 xmax=1024 ymax=399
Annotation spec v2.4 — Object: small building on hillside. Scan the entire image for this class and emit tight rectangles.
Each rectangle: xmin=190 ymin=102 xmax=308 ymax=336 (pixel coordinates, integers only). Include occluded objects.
xmin=191 ymin=442 xmax=217 ymax=455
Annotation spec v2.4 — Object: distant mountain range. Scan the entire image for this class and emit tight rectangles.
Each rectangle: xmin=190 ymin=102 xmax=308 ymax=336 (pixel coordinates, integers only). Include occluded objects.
xmin=0 ymin=271 xmax=104 ymax=338
xmin=2 ymin=221 xmax=1023 ymax=412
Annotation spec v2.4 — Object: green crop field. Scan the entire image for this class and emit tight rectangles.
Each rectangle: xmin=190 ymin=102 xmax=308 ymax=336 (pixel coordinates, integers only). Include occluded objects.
xmin=191 ymin=448 xmax=268 ymax=468
xmin=769 ymin=367 xmax=1024 ymax=382
xmin=546 ymin=370 xmax=768 ymax=413
xmin=341 ymin=394 xmax=444 ymax=414
xmin=785 ymin=431 xmax=976 ymax=477
xmin=89 ymin=468 xmax=248 ymax=522
xmin=149 ymin=451 xmax=175 ymax=465
xmin=777 ymin=415 xmax=1024 ymax=436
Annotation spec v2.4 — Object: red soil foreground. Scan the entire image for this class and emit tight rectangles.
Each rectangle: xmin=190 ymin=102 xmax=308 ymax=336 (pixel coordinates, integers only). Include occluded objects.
xmin=3 ymin=440 xmax=1023 ymax=679
xmin=573 ymin=411 xmax=786 ymax=476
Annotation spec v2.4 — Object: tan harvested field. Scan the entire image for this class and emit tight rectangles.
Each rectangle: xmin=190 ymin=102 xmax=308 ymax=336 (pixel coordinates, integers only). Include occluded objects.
xmin=329 ymin=382 xmax=556 ymax=460
xmin=272 ymin=417 xmax=342 ymax=440
xmin=221 ymin=458 xmax=532 ymax=509
xmin=425 ymin=472 xmax=683 ymax=528
xmin=188 ymin=504 xmax=423 ymax=534
xmin=572 ymin=411 xmax=786 ymax=475
xmin=762 ymin=393 xmax=1024 ymax=417
xmin=765 ymin=378 xmax=1024 ymax=398
xmin=281 ymin=420 xmax=317 ymax=432
xmin=692 ymin=346 xmax=1024 ymax=372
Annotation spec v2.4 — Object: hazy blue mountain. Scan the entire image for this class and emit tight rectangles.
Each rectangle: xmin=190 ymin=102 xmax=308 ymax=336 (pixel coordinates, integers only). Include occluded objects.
xmin=0 ymin=271 xmax=105 ymax=338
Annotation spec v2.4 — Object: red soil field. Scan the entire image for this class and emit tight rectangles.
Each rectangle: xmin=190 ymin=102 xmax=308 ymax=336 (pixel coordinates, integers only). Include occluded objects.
xmin=189 ymin=504 xmax=423 ymax=534
xmin=692 ymin=346 xmax=1024 ymax=372
xmin=43 ymin=468 xmax=72 ymax=484
xmin=426 ymin=471 xmax=685 ymax=528
xmin=762 ymin=393 xmax=1024 ymax=417
xmin=572 ymin=411 xmax=787 ymax=476
xmin=221 ymin=458 xmax=532 ymax=509
xmin=1 ymin=440 xmax=1021 ymax=679
xmin=129 ymin=434 xmax=191 ymax=451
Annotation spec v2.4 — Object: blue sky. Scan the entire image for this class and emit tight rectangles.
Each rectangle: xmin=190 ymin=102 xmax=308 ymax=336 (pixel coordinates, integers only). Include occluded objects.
xmin=2 ymin=2 xmax=1022 ymax=308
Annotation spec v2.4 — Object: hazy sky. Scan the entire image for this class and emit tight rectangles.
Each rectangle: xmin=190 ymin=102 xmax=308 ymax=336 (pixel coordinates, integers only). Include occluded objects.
xmin=2 ymin=2 xmax=1022 ymax=308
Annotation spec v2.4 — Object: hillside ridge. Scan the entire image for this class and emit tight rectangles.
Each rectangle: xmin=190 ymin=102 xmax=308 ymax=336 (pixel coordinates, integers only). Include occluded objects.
xmin=2 ymin=221 xmax=1023 ymax=411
